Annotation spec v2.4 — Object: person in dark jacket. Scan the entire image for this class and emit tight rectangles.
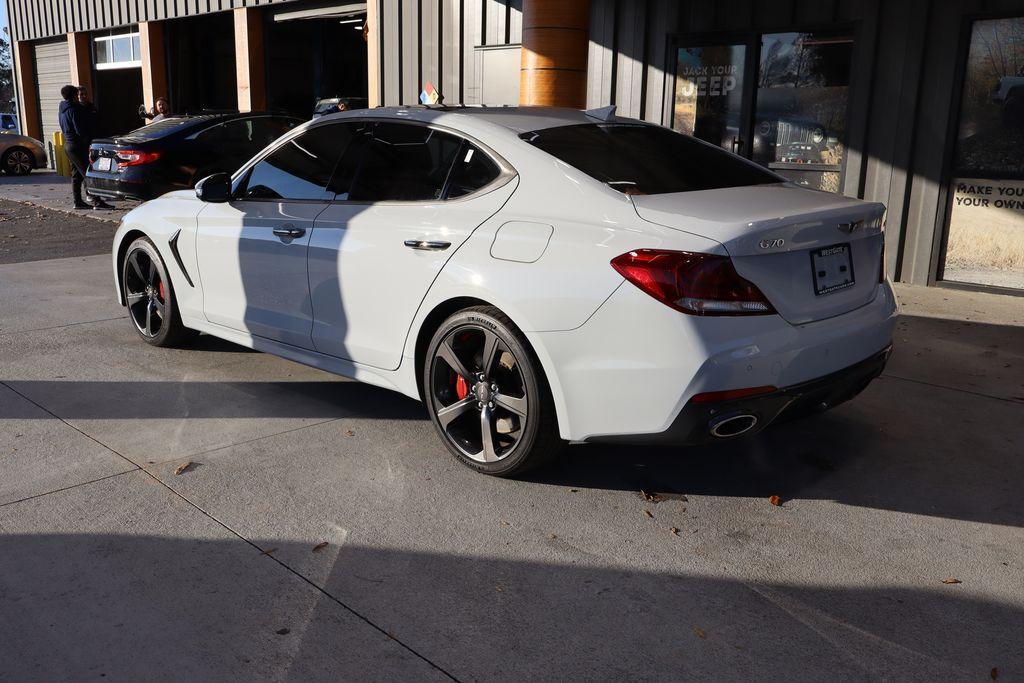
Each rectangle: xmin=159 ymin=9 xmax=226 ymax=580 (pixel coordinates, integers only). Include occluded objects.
xmin=58 ymin=84 xmax=111 ymax=210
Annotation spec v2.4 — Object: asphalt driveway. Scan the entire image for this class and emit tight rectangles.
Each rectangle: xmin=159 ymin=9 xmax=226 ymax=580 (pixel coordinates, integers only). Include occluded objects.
xmin=1 ymin=247 xmax=1022 ymax=679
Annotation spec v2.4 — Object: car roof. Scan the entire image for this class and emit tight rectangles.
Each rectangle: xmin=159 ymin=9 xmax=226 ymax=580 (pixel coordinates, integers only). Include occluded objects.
xmin=114 ymin=111 xmax=301 ymax=143
xmin=315 ymin=105 xmax=612 ymax=135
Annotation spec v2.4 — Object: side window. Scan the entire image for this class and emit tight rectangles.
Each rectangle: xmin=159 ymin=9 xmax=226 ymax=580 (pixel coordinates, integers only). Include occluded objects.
xmin=239 ymin=124 xmax=354 ymax=201
xmin=249 ymin=117 xmax=301 ymax=148
xmin=445 ymin=144 xmax=501 ymax=198
xmin=348 ymin=123 xmax=462 ymax=201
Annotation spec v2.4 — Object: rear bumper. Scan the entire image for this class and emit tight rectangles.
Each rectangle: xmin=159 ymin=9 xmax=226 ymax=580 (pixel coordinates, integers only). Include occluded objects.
xmin=588 ymin=346 xmax=891 ymax=445
xmin=529 ymin=280 xmax=898 ymax=443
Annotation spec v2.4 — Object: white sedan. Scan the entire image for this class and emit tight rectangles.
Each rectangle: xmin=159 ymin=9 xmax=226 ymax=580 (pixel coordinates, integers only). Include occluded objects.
xmin=112 ymin=106 xmax=897 ymax=476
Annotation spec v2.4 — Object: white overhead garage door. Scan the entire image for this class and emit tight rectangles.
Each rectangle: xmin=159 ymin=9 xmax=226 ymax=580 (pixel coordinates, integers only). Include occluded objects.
xmin=33 ymin=39 xmax=71 ymax=168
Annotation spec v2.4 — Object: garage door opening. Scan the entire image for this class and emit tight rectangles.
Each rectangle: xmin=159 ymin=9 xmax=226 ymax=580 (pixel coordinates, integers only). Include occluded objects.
xmin=267 ymin=4 xmax=368 ymax=118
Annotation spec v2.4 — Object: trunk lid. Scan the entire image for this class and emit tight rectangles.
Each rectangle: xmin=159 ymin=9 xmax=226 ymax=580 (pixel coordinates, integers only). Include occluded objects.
xmin=632 ymin=183 xmax=885 ymax=325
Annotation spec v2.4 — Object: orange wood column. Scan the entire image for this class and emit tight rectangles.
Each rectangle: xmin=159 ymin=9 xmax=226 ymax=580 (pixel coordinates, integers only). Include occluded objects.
xmin=366 ymin=1 xmax=381 ymax=108
xmin=139 ymin=21 xmax=168 ymax=119
xmin=12 ymin=40 xmax=42 ymax=139
xmin=67 ymin=32 xmax=93 ymax=94
xmin=234 ymin=7 xmax=267 ymax=112
xmin=519 ymin=0 xmax=590 ymax=108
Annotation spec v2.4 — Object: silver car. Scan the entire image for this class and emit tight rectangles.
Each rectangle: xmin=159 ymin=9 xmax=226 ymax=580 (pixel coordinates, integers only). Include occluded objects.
xmin=0 ymin=132 xmax=48 ymax=175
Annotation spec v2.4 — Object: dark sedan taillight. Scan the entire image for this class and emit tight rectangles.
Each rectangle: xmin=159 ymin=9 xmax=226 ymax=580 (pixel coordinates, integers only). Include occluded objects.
xmin=116 ymin=150 xmax=162 ymax=168
xmin=611 ymin=249 xmax=776 ymax=316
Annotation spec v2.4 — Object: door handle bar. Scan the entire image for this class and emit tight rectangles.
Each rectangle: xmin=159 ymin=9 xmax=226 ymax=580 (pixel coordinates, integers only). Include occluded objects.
xmin=404 ymin=240 xmax=451 ymax=251
xmin=273 ymin=226 xmax=306 ymax=238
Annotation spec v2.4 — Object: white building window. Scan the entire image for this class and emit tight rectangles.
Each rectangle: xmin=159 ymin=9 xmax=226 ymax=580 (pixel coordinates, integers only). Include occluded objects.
xmin=94 ymin=27 xmax=142 ymax=70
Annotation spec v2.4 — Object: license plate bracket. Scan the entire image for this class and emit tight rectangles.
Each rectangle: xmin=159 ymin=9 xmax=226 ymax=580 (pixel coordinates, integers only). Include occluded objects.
xmin=811 ymin=243 xmax=855 ymax=296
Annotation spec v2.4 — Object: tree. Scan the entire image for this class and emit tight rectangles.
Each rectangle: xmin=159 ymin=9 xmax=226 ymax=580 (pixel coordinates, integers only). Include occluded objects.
xmin=0 ymin=29 xmax=14 ymax=113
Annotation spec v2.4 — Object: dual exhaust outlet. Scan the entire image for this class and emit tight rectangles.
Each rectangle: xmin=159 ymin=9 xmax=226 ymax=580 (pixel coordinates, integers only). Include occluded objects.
xmin=708 ymin=412 xmax=759 ymax=439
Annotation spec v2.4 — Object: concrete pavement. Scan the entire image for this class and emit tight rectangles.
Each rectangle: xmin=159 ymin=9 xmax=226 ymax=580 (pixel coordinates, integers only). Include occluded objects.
xmin=1 ymin=252 xmax=1022 ymax=680
xmin=0 ymin=170 xmax=138 ymax=223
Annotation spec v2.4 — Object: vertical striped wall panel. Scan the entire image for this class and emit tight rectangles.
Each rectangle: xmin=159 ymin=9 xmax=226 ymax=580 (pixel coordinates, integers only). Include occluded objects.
xmin=5 ymin=0 xmax=302 ymax=41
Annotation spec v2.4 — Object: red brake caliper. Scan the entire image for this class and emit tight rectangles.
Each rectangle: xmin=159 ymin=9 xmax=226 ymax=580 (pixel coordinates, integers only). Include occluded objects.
xmin=157 ymin=281 xmax=165 ymax=301
xmin=454 ymin=374 xmax=469 ymax=401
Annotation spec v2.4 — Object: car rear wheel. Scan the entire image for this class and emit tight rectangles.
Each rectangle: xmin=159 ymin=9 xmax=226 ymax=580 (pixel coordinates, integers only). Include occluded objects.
xmin=122 ymin=237 xmax=194 ymax=347
xmin=424 ymin=306 xmax=562 ymax=476
xmin=2 ymin=147 xmax=34 ymax=175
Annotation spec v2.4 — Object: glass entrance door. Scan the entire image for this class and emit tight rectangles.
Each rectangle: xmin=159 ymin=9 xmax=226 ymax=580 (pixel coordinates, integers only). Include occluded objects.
xmin=673 ymin=31 xmax=855 ymax=194
xmin=672 ymin=44 xmax=750 ymax=154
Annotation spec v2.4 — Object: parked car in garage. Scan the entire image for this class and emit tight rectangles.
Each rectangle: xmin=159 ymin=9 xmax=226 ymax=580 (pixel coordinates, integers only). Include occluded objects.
xmin=86 ymin=112 xmax=303 ymax=201
xmin=110 ymin=106 xmax=896 ymax=476
xmin=993 ymin=68 xmax=1024 ymax=127
xmin=1 ymin=113 xmax=20 ymax=132
xmin=0 ymin=132 xmax=48 ymax=175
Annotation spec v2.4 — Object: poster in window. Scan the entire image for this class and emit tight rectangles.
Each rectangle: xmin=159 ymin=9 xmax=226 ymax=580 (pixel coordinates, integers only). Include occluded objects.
xmin=945 ymin=17 xmax=1024 ymax=289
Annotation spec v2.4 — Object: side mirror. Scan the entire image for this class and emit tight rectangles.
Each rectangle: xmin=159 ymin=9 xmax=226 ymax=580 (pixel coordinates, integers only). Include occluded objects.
xmin=195 ymin=173 xmax=232 ymax=203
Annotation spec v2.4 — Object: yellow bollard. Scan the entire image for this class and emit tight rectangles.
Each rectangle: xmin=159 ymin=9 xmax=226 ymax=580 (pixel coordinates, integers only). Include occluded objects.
xmin=52 ymin=131 xmax=72 ymax=177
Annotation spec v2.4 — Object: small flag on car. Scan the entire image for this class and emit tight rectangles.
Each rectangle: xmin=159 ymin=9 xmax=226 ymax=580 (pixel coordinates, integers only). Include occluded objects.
xmin=420 ymin=82 xmax=442 ymax=105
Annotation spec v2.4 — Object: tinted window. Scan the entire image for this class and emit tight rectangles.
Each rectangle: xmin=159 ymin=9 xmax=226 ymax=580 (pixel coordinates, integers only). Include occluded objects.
xmin=240 ymin=125 xmax=353 ymax=201
xmin=198 ymin=116 xmax=299 ymax=148
xmin=446 ymin=144 xmax=501 ymax=198
xmin=522 ymin=123 xmax=781 ymax=195
xmin=348 ymin=123 xmax=462 ymax=201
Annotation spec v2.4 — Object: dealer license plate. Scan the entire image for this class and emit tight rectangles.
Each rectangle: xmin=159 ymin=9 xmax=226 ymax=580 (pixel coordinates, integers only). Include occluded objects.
xmin=93 ymin=157 xmax=113 ymax=172
xmin=811 ymin=243 xmax=855 ymax=296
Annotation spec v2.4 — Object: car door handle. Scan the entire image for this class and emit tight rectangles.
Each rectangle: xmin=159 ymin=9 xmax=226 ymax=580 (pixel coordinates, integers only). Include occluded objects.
xmin=404 ymin=239 xmax=451 ymax=251
xmin=273 ymin=225 xmax=306 ymax=238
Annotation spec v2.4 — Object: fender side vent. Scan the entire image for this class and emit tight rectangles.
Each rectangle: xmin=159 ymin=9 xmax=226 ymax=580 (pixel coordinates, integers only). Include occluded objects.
xmin=168 ymin=229 xmax=194 ymax=287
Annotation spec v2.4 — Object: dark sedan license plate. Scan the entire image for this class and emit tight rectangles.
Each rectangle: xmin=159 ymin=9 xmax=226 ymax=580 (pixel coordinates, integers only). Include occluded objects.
xmin=811 ymin=243 xmax=855 ymax=295
xmin=93 ymin=156 xmax=113 ymax=172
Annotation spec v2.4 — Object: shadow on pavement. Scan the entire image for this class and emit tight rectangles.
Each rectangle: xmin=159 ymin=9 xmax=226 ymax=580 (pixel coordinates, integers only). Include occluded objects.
xmin=0 ymin=533 xmax=1017 ymax=679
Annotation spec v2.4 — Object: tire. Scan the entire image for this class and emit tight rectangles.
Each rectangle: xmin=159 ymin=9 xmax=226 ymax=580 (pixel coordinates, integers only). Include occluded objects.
xmin=424 ymin=306 xmax=563 ymax=477
xmin=1003 ymin=95 xmax=1024 ymax=128
xmin=2 ymin=147 xmax=34 ymax=175
xmin=121 ymin=236 xmax=195 ymax=347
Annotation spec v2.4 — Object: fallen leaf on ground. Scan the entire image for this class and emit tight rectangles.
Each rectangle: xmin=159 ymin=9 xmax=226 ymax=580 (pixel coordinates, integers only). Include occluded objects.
xmin=275 ymin=628 xmax=290 ymax=635
xmin=991 ymin=667 xmax=998 ymax=680
xmin=345 ymin=430 xmax=355 ymax=437
xmin=693 ymin=626 xmax=706 ymax=639
xmin=548 ymin=533 xmax=557 ymax=540
xmin=312 ymin=541 xmax=329 ymax=552
xmin=941 ymin=577 xmax=962 ymax=585
xmin=670 ymin=527 xmax=680 ymax=536
xmin=768 ymin=495 xmax=782 ymax=506
xmin=173 ymin=461 xmax=194 ymax=476
xmin=260 ymin=548 xmax=278 ymax=556
xmin=495 ymin=584 xmax=505 ymax=593
xmin=640 ymin=490 xmax=665 ymax=503
xmin=569 ymin=488 xmax=579 ymax=493
xmin=642 ymin=509 xmax=653 ymax=518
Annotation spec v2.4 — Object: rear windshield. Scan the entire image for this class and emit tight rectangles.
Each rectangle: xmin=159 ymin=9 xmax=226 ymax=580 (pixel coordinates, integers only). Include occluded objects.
xmin=117 ymin=115 xmax=224 ymax=142
xmin=520 ymin=123 xmax=781 ymax=195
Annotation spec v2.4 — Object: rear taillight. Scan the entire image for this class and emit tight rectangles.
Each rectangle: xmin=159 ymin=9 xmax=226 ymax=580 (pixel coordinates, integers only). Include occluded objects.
xmin=116 ymin=150 xmax=162 ymax=167
xmin=611 ymin=250 xmax=775 ymax=316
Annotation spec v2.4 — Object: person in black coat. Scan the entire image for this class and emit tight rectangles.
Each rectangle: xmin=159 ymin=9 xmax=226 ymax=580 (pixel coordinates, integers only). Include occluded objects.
xmin=58 ymin=84 xmax=111 ymax=210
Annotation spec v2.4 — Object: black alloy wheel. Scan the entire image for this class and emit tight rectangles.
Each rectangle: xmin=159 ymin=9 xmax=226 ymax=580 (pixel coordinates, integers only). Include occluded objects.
xmin=122 ymin=237 xmax=193 ymax=347
xmin=425 ymin=306 xmax=561 ymax=476
xmin=2 ymin=148 xmax=33 ymax=175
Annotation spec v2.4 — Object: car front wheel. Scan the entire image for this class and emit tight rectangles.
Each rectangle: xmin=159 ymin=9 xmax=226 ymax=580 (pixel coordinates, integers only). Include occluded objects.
xmin=425 ymin=306 xmax=562 ymax=476
xmin=2 ymin=147 xmax=34 ymax=175
xmin=122 ymin=237 xmax=194 ymax=347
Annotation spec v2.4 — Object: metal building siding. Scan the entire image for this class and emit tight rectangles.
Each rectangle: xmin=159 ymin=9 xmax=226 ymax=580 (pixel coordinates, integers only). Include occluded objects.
xmin=32 ymin=38 xmax=71 ymax=166
xmin=4 ymin=0 xmax=302 ymax=42
xmin=372 ymin=0 xmax=520 ymax=106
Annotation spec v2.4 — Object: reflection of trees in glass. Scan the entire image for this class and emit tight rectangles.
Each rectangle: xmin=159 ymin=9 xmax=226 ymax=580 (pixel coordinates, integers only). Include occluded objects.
xmin=956 ymin=17 xmax=1024 ymax=173
xmin=756 ymin=32 xmax=852 ymax=168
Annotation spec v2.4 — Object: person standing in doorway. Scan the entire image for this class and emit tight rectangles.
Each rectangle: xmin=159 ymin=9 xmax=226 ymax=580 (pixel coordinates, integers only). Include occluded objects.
xmin=58 ymin=84 xmax=111 ymax=210
xmin=139 ymin=97 xmax=172 ymax=123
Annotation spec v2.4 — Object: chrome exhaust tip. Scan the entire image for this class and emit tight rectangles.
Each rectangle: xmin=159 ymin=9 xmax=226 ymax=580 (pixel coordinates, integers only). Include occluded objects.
xmin=709 ymin=413 xmax=758 ymax=439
